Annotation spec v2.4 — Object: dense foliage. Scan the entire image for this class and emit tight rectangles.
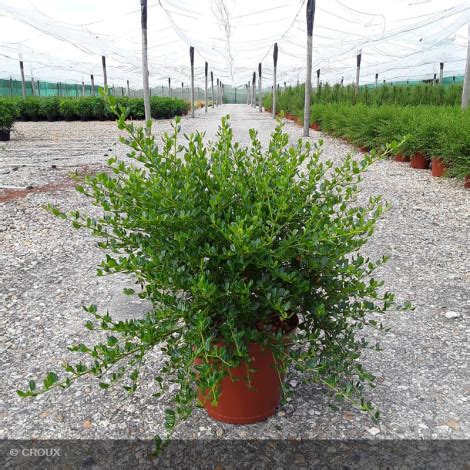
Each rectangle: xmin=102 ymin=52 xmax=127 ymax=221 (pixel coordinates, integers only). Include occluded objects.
xmin=0 ymin=95 xmax=189 ymax=122
xmin=264 ymin=85 xmax=470 ymax=179
xmin=18 ymin=95 xmax=409 ymax=447
xmin=0 ymin=99 xmax=18 ymax=131
xmin=265 ymin=82 xmax=464 ymax=109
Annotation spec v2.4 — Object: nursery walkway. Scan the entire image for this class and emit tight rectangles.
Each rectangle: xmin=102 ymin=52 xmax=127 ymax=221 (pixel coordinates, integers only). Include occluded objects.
xmin=1 ymin=104 xmax=469 ymax=464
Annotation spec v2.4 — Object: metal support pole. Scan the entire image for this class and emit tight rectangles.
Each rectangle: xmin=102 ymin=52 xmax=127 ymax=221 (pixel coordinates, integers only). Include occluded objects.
xmin=273 ymin=43 xmax=278 ymax=118
xmin=204 ymin=62 xmax=208 ymax=112
xmin=19 ymin=60 xmax=26 ymax=98
xmin=190 ymin=46 xmax=195 ymax=117
xmin=91 ymin=75 xmax=95 ymax=96
xmin=355 ymin=50 xmax=362 ymax=92
xmin=303 ymin=0 xmax=316 ymax=136
xmin=462 ymin=24 xmax=470 ymax=108
xmin=211 ymin=72 xmax=214 ymax=108
xmin=258 ymin=63 xmax=262 ymax=112
xmin=102 ymin=55 xmax=108 ymax=88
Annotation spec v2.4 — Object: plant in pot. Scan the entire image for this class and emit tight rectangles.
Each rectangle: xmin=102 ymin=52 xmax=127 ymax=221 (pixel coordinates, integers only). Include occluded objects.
xmin=0 ymin=100 xmax=18 ymax=141
xmin=18 ymin=93 xmax=410 ymax=450
xmin=408 ymin=112 xmax=432 ymax=170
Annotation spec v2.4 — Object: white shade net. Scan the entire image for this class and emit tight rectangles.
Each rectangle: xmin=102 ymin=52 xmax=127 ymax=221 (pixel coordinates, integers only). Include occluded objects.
xmin=0 ymin=0 xmax=468 ymax=89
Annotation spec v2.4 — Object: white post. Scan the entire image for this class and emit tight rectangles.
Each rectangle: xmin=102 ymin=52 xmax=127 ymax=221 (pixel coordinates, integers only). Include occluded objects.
xmin=91 ymin=75 xmax=95 ymax=96
xmin=102 ymin=55 xmax=108 ymax=89
xmin=140 ymin=0 xmax=151 ymax=128
xmin=204 ymin=62 xmax=208 ymax=112
xmin=303 ymin=0 xmax=315 ymax=137
xmin=190 ymin=46 xmax=195 ymax=117
xmin=273 ymin=43 xmax=278 ymax=118
xmin=211 ymin=72 xmax=215 ymax=108
xmin=258 ymin=63 xmax=262 ymax=112
xmin=19 ymin=59 xmax=26 ymax=98
xmin=439 ymin=62 xmax=444 ymax=84
xmin=462 ymin=24 xmax=470 ymax=109
xmin=355 ymin=50 xmax=362 ymax=92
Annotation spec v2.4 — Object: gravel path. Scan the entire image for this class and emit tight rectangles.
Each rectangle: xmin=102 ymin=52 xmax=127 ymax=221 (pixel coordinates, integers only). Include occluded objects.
xmin=1 ymin=104 xmax=469 ymax=465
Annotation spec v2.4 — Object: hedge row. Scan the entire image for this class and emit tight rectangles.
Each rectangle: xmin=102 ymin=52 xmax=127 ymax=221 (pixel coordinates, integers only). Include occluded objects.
xmin=0 ymin=96 xmax=190 ymax=122
xmin=263 ymin=87 xmax=470 ymax=179
xmin=266 ymin=83 xmax=464 ymax=108
xmin=310 ymin=104 xmax=470 ymax=178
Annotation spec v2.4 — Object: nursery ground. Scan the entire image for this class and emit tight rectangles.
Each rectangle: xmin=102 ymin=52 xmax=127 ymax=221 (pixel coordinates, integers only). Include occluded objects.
xmin=1 ymin=105 xmax=469 ymax=466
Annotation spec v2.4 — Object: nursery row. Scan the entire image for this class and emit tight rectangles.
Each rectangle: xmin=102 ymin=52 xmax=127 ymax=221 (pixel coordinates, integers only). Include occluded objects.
xmin=0 ymin=95 xmax=190 ymax=125
xmin=309 ymin=104 xmax=470 ymax=179
xmin=267 ymin=83 xmax=463 ymax=108
xmin=264 ymin=91 xmax=469 ymax=180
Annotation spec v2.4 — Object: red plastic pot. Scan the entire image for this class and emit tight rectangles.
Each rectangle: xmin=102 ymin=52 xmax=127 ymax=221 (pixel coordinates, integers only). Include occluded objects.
xmin=196 ymin=343 xmax=283 ymax=424
xmin=394 ymin=154 xmax=410 ymax=163
xmin=358 ymin=146 xmax=369 ymax=153
xmin=465 ymin=175 xmax=470 ymax=189
xmin=410 ymin=153 xmax=430 ymax=170
xmin=431 ymin=157 xmax=446 ymax=177
xmin=310 ymin=122 xmax=320 ymax=131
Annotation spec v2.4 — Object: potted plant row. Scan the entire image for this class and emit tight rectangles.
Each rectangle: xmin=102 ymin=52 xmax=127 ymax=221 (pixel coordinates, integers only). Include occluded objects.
xmin=17 ymin=93 xmax=409 ymax=449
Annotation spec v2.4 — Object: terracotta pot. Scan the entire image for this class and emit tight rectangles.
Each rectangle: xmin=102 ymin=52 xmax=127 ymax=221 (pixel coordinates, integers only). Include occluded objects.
xmin=358 ymin=146 xmax=369 ymax=153
xmin=394 ymin=154 xmax=410 ymax=163
xmin=410 ymin=152 xmax=430 ymax=170
xmin=196 ymin=316 xmax=298 ymax=425
xmin=310 ymin=122 xmax=320 ymax=131
xmin=196 ymin=343 xmax=283 ymax=424
xmin=0 ymin=129 xmax=11 ymax=141
xmin=431 ymin=157 xmax=446 ymax=177
xmin=465 ymin=175 xmax=470 ymax=189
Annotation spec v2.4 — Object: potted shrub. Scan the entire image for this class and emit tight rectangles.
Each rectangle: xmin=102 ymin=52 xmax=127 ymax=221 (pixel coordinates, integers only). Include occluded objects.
xmin=18 ymin=94 xmax=410 ymax=448
xmin=431 ymin=157 xmax=446 ymax=177
xmin=0 ymin=100 xmax=18 ymax=141
xmin=39 ymin=97 xmax=61 ymax=121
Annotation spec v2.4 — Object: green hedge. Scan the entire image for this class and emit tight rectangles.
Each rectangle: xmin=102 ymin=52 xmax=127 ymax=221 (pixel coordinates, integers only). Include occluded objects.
xmin=309 ymin=104 xmax=470 ymax=178
xmin=263 ymin=86 xmax=470 ymax=179
xmin=0 ymin=96 xmax=189 ymax=122
xmin=265 ymin=83 xmax=463 ymax=109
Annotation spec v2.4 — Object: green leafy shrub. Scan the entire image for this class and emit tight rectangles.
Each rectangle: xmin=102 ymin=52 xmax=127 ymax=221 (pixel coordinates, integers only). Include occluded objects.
xmin=1 ymin=95 xmax=189 ymax=122
xmin=59 ymin=98 xmax=80 ymax=120
xmin=18 ymin=95 xmax=409 ymax=446
xmin=318 ymin=104 xmax=469 ymax=177
xmin=0 ymin=99 xmax=18 ymax=131
xmin=38 ymin=97 xmax=61 ymax=121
